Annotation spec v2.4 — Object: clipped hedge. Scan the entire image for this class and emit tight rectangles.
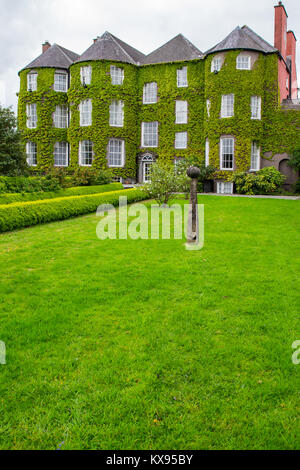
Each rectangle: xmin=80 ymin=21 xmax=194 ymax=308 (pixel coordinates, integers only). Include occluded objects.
xmin=0 ymin=183 xmax=123 ymax=205
xmin=0 ymin=175 xmax=61 ymax=193
xmin=0 ymin=188 xmax=146 ymax=232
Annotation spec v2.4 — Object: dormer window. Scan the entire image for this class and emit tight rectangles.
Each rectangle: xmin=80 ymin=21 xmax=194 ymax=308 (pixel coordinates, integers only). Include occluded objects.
xmin=177 ymin=67 xmax=188 ymax=87
xmin=27 ymin=72 xmax=37 ymax=91
xmin=110 ymin=66 xmax=124 ymax=85
xmin=54 ymin=72 xmax=68 ymax=92
xmin=236 ymin=55 xmax=251 ymax=70
xmin=211 ymin=57 xmax=221 ymax=72
xmin=143 ymin=82 xmax=157 ymax=104
xmin=80 ymin=66 xmax=92 ymax=85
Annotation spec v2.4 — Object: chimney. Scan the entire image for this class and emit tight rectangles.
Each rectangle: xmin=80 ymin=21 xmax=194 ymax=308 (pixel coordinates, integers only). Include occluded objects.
xmin=42 ymin=41 xmax=51 ymax=53
xmin=274 ymin=1 xmax=288 ymax=60
xmin=287 ymin=30 xmax=298 ymax=99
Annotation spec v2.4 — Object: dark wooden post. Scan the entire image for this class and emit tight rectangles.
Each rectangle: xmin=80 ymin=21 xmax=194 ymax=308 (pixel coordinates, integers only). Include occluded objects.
xmin=186 ymin=166 xmax=200 ymax=243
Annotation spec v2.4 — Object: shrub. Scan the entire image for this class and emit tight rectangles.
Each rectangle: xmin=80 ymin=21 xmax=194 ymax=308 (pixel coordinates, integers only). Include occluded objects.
xmin=0 ymin=183 xmax=123 ymax=205
xmin=0 ymin=188 xmax=146 ymax=232
xmin=144 ymin=161 xmax=188 ymax=205
xmin=233 ymin=166 xmax=286 ymax=195
xmin=70 ymin=168 xmax=113 ymax=187
xmin=0 ymin=175 xmax=61 ymax=193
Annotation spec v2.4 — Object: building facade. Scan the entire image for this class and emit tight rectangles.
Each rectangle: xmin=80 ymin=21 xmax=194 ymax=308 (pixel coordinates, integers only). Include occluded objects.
xmin=18 ymin=2 xmax=300 ymax=191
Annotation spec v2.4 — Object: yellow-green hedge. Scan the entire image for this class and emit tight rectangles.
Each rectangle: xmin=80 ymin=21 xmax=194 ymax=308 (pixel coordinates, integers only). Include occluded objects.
xmin=0 ymin=188 xmax=146 ymax=232
xmin=0 ymin=183 xmax=123 ymax=205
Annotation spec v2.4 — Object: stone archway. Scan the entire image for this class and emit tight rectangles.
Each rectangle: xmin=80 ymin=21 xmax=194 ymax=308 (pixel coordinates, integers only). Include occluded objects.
xmin=278 ymin=159 xmax=298 ymax=190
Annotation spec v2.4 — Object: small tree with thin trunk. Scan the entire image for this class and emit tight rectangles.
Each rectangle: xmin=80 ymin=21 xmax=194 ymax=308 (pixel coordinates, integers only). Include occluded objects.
xmin=144 ymin=161 xmax=188 ymax=206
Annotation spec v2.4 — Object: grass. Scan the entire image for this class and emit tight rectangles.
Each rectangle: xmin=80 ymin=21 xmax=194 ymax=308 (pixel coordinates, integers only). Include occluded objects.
xmin=0 ymin=195 xmax=299 ymax=450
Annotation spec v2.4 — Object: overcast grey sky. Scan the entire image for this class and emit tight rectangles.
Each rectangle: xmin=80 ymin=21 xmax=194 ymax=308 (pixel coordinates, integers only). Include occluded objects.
xmin=0 ymin=0 xmax=299 ymax=111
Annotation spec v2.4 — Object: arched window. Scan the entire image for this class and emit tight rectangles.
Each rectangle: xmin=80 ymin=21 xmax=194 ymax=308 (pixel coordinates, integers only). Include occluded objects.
xmin=141 ymin=154 xmax=154 ymax=183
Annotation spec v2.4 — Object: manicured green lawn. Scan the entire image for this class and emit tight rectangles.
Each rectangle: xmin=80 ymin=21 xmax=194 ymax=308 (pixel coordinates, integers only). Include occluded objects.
xmin=0 ymin=196 xmax=299 ymax=450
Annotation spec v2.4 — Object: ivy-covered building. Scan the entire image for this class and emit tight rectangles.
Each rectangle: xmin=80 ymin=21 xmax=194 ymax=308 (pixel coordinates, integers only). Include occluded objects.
xmin=18 ymin=1 xmax=300 ymax=191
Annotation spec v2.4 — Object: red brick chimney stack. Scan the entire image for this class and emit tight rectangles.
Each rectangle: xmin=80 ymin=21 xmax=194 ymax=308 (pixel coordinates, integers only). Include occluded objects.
xmin=274 ymin=1 xmax=288 ymax=60
xmin=286 ymin=30 xmax=298 ymax=99
xmin=42 ymin=41 xmax=51 ymax=53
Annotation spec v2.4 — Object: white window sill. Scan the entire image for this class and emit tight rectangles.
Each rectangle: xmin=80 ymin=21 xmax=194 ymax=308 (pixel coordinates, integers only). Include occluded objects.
xmin=177 ymin=85 xmax=188 ymax=88
xmin=109 ymin=124 xmax=124 ymax=127
xmin=143 ymin=101 xmax=158 ymax=105
xmin=220 ymin=168 xmax=234 ymax=171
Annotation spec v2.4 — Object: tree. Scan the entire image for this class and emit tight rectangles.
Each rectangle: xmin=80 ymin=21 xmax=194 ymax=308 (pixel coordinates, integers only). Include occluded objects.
xmin=0 ymin=106 xmax=28 ymax=175
xmin=144 ymin=161 xmax=188 ymax=206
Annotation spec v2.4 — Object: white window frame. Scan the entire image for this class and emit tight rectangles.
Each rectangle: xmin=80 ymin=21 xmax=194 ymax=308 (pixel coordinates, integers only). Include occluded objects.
xmin=27 ymin=72 xmax=37 ymax=91
xmin=54 ymin=72 xmax=68 ymax=92
xmin=142 ymin=155 xmax=154 ymax=183
xmin=110 ymin=65 xmax=124 ymax=85
xmin=53 ymin=105 xmax=68 ymax=128
xmin=211 ymin=57 xmax=221 ymax=72
xmin=141 ymin=122 xmax=158 ymax=148
xmin=79 ymin=99 xmax=92 ymax=126
xmin=26 ymin=103 xmax=37 ymax=128
xmin=236 ymin=55 xmax=251 ymax=70
xmin=175 ymin=100 xmax=188 ymax=124
xmin=143 ymin=82 xmax=157 ymax=104
xmin=108 ymin=139 xmax=125 ymax=167
xmin=220 ymin=137 xmax=234 ymax=170
xmin=251 ymin=96 xmax=261 ymax=120
xmin=217 ymin=182 xmax=233 ymax=194
xmin=177 ymin=66 xmax=188 ymax=87
xmin=109 ymin=100 xmax=124 ymax=127
xmin=26 ymin=141 xmax=37 ymax=166
xmin=221 ymin=94 xmax=234 ymax=118
xmin=54 ymin=141 xmax=68 ymax=167
xmin=175 ymin=132 xmax=187 ymax=149
xmin=205 ymin=139 xmax=209 ymax=167
xmin=206 ymin=99 xmax=211 ymax=117
xmin=80 ymin=66 xmax=92 ymax=85
xmin=250 ymin=142 xmax=260 ymax=171
xmin=79 ymin=140 xmax=93 ymax=166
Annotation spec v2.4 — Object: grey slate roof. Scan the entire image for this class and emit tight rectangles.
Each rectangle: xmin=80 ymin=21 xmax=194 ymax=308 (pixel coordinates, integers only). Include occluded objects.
xmin=205 ymin=25 xmax=277 ymax=55
xmin=142 ymin=34 xmax=203 ymax=65
xmin=21 ymin=44 xmax=79 ymax=71
xmin=76 ymin=31 xmax=146 ymax=65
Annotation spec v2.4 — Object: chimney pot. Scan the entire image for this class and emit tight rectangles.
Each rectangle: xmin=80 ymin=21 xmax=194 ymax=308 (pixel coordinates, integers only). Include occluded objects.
xmin=42 ymin=41 xmax=51 ymax=53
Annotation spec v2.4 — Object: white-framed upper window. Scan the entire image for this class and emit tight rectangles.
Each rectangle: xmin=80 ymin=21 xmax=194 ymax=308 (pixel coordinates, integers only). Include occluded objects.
xmin=109 ymin=100 xmax=124 ymax=127
xmin=53 ymin=105 xmax=68 ymax=128
xmin=141 ymin=122 xmax=158 ymax=148
xmin=54 ymin=141 xmax=68 ymax=167
xmin=79 ymin=99 xmax=92 ymax=126
xmin=26 ymin=141 xmax=37 ymax=166
xmin=177 ymin=66 xmax=188 ymax=87
xmin=251 ymin=96 xmax=261 ymax=120
xmin=110 ymin=65 xmax=124 ymax=85
xmin=175 ymin=100 xmax=188 ymax=124
xmin=108 ymin=139 xmax=125 ymax=167
xmin=26 ymin=103 xmax=37 ymax=128
xmin=143 ymin=82 xmax=157 ymax=104
xmin=211 ymin=57 xmax=221 ymax=72
xmin=217 ymin=182 xmax=233 ymax=194
xmin=80 ymin=66 xmax=92 ymax=85
xmin=54 ymin=72 xmax=68 ymax=92
xmin=220 ymin=137 xmax=234 ymax=170
xmin=175 ymin=132 xmax=187 ymax=149
xmin=250 ymin=142 xmax=260 ymax=171
xmin=236 ymin=55 xmax=251 ymax=70
xmin=206 ymin=99 xmax=211 ymax=117
xmin=221 ymin=94 xmax=234 ymax=118
xmin=27 ymin=72 xmax=37 ymax=91
xmin=79 ymin=140 xmax=93 ymax=166
xmin=205 ymin=139 xmax=209 ymax=167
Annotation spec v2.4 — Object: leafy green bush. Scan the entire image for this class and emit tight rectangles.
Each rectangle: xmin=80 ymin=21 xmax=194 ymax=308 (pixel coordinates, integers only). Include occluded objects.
xmin=233 ymin=167 xmax=286 ymax=195
xmin=0 ymin=183 xmax=123 ymax=205
xmin=0 ymin=175 xmax=61 ymax=193
xmin=0 ymin=188 xmax=146 ymax=232
xmin=144 ymin=161 xmax=188 ymax=205
xmin=70 ymin=168 xmax=113 ymax=187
